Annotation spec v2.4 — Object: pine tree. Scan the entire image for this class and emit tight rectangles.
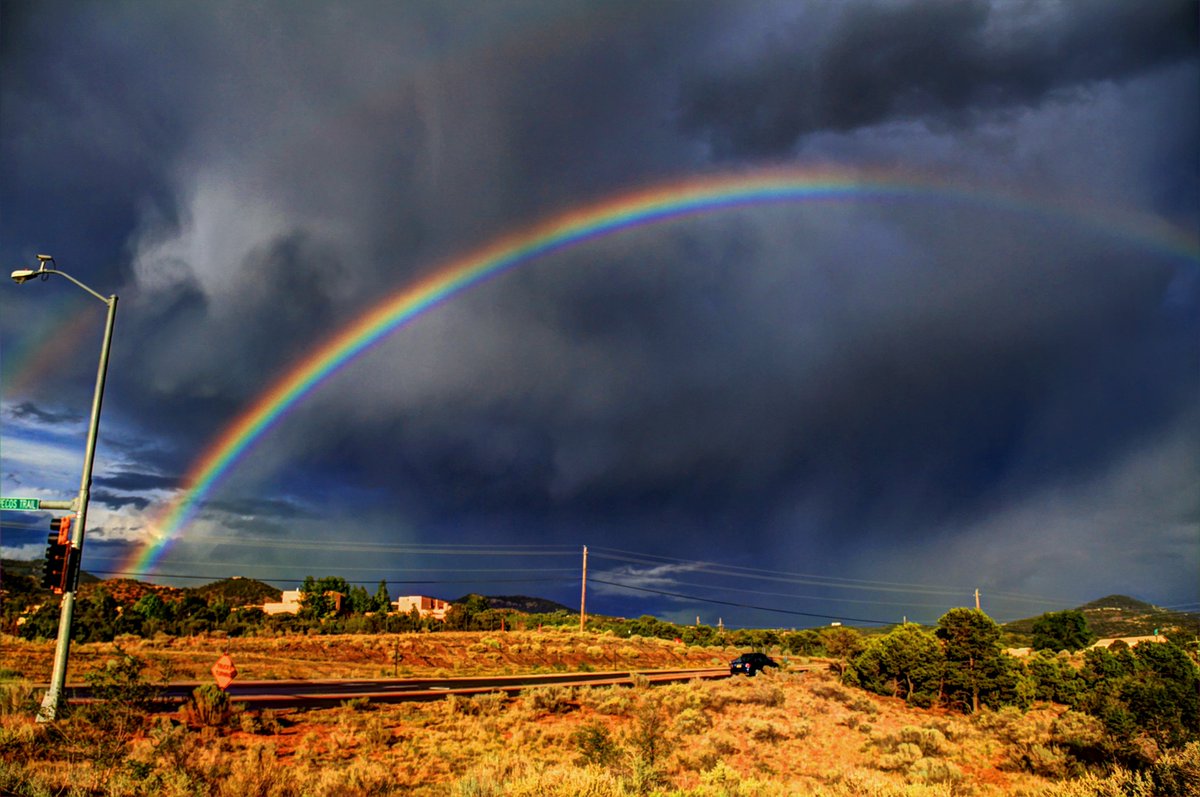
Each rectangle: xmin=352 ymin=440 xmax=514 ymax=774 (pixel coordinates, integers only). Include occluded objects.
xmin=936 ymin=608 xmax=1018 ymax=713
xmin=373 ymin=580 xmax=391 ymax=613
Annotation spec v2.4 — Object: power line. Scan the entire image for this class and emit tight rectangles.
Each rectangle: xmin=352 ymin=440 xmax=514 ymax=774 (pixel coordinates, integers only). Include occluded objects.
xmin=589 ymin=547 xmax=1071 ymax=606
xmin=83 ymin=569 xmax=577 ymax=587
xmin=612 ymin=575 xmax=974 ymax=611
xmin=590 ymin=578 xmax=895 ymax=625
xmin=76 ymin=556 xmax=577 ymax=575
xmin=151 ymin=534 xmax=581 ymax=556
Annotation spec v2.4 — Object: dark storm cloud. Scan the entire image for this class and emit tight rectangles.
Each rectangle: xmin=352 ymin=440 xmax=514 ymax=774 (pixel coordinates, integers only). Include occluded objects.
xmin=1 ymin=1 xmax=1196 ymax=620
xmin=93 ymin=471 xmax=179 ymax=493
xmin=680 ymin=0 xmax=1199 ymax=156
xmin=92 ymin=492 xmax=150 ymax=511
xmin=6 ymin=402 xmax=82 ymax=426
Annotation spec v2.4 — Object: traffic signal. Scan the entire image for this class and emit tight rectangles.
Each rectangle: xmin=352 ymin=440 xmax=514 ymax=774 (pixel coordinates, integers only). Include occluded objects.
xmin=51 ymin=515 xmax=71 ymax=544
xmin=41 ymin=517 xmax=75 ymax=594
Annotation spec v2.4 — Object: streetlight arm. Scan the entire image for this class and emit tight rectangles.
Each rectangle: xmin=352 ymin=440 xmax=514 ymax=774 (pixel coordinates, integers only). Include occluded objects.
xmin=37 ymin=268 xmax=112 ymax=305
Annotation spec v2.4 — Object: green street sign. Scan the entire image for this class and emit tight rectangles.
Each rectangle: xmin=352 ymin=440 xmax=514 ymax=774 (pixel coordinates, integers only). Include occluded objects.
xmin=0 ymin=497 xmax=41 ymax=511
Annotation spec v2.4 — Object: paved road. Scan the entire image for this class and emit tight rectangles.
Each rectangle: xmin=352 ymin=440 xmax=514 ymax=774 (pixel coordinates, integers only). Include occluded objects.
xmin=59 ymin=667 xmax=734 ymax=709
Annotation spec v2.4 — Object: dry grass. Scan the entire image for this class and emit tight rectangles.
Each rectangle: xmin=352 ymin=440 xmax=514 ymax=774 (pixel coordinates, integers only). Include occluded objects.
xmin=0 ymin=629 xmax=731 ymax=682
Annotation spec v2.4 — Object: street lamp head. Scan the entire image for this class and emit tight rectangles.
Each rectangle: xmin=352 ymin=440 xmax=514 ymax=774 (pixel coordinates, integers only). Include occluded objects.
xmin=11 ymin=269 xmax=40 ymax=284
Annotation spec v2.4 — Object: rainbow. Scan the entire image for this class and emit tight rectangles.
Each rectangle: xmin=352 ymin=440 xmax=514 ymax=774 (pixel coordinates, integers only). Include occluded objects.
xmin=124 ymin=165 xmax=1200 ymax=575
xmin=1 ymin=301 xmax=100 ymax=400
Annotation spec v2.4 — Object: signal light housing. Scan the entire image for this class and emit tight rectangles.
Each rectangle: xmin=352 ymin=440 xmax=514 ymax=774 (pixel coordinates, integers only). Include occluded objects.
xmin=41 ymin=517 xmax=76 ymax=594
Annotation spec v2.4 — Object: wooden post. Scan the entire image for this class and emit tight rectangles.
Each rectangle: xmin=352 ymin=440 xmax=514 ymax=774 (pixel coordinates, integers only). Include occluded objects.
xmin=580 ymin=545 xmax=588 ymax=632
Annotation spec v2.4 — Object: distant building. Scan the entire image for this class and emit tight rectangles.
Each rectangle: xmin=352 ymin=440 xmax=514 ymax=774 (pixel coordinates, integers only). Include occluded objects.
xmin=262 ymin=589 xmax=344 ymax=616
xmin=394 ymin=595 xmax=450 ymax=621
xmin=1090 ymin=634 xmax=1167 ymax=649
xmin=263 ymin=590 xmax=302 ymax=615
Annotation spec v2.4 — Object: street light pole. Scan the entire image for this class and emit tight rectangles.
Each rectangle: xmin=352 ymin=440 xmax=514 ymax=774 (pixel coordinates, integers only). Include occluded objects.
xmin=11 ymin=256 xmax=118 ymax=722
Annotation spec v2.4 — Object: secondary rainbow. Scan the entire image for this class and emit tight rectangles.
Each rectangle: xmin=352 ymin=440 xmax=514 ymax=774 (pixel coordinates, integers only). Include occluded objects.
xmin=124 ymin=165 xmax=1200 ymax=575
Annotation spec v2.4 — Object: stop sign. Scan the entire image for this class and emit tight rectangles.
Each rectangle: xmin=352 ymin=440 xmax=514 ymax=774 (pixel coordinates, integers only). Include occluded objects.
xmin=211 ymin=654 xmax=238 ymax=690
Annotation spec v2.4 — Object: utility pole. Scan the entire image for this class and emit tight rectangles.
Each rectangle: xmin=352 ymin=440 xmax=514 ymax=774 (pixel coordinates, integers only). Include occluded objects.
xmin=579 ymin=545 xmax=588 ymax=632
xmin=975 ymin=588 xmax=981 ymax=611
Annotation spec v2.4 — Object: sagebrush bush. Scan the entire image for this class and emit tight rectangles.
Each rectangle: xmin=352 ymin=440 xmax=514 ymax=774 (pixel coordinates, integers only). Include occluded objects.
xmin=84 ymin=646 xmax=163 ymax=710
xmin=900 ymin=725 xmax=948 ymax=755
xmin=626 ymin=700 xmax=668 ymax=765
xmin=672 ymin=707 xmax=711 ymax=736
xmin=742 ymin=717 xmax=785 ymax=743
xmin=906 ymin=755 xmax=962 ymax=786
xmin=0 ymin=682 xmax=36 ymax=717
xmin=572 ymin=721 xmax=621 ymax=768
xmin=184 ymin=683 xmax=231 ymax=727
xmin=525 ymin=686 xmax=575 ymax=714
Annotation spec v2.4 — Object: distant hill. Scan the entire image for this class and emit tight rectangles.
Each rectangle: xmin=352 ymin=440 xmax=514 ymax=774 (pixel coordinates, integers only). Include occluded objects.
xmin=447 ymin=593 xmax=573 ymax=614
xmin=191 ymin=577 xmax=281 ymax=606
xmin=483 ymin=594 xmax=573 ymax=614
xmin=78 ymin=578 xmax=185 ymax=605
xmin=2 ymin=558 xmax=100 ymax=586
xmin=0 ymin=561 xmax=278 ymax=612
xmin=1003 ymin=594 xmax=1200 ymax=641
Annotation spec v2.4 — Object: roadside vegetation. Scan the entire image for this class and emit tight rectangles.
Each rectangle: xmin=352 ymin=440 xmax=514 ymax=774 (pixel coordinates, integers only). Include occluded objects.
xmin=1 ymin=614 xmax=1197 ymax=795
xmin=2 ymin=643 xmax=1197 ymax=796
xmin=3 ymin=570 xmax=1198 ymax=794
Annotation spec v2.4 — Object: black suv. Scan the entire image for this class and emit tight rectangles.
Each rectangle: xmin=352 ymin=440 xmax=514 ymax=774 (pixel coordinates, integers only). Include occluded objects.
xmin=729 ymin=652 xmax=779 ymax=676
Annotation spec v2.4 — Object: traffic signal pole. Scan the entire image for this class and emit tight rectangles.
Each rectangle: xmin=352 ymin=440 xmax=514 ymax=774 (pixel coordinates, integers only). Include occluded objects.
xmin=36 ymin=292 xmax=117 ymax=723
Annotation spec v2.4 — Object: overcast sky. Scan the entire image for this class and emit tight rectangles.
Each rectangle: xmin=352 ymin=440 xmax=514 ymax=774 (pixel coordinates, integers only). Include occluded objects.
xmin=2 ymin=0 xmax=1197 ymax=628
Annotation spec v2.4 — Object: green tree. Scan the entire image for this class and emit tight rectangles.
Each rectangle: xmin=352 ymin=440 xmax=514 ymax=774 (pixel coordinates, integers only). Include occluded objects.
xmin=347 ymin=585 xmax=373 ymax=615
xmin=445 ymin=593 xmax=490 ymax=630
xmin=1032 ymin=610 xmax=1095 ymax=652
xmin=298 ymin=576 xmax=350 ymax=619
xmin=131 ymin=592 xmax=170 ymax=622
xmin=373 ymin=580 xmax=391 ymax=613
xmin=1123 ymin=642 xmax=1200 ymax=748
xmin=852 ymin=624 xmax=944 ymax=707
xmin=936 ymin=608 xmax=1018 ymax=713
xmin=822 ymin=626 xmax=864 ymax=680
xmin=782 ymin=629 xmax=824 ymax=656
xmin=1027 ymin=650 xmax=1085 ymax=704
xmin=75 ymin=588 xmax=120 ymax=643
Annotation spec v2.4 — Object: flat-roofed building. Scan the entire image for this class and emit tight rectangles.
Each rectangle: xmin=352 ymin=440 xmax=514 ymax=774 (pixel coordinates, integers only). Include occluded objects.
xmin=394 ymin=595 xmax=450 ymax=621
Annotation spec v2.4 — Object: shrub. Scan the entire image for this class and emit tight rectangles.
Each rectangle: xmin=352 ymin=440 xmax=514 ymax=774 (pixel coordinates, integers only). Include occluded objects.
xmin=591 ymin=689 xmax=634 ymax=716
xmin=899 ymin=725 xmax=948 ymax=756
xmin=673 ymin=707 xmax=711 ymax=736
xmin=907 ymin=756 xmax=963 ymax=786
xmin=1021 ymin=743 xmax=1071 ymax=778
xmin=0 ymin=682 xmax=36 ymax=717
xmin=573 ymin=721 xmax=621 ymax=768
xmin=742 ymin=717 xmax=785 ymax=743
xmin=83 ymin=646 xmax=162 ymax=710
xmin=878 ymin=742 xmax=923 ymax=771
xmin=1051 ymin=710 xmax=1109 ymax=765
xmin=1150 ymin=741 xmax=1200 ymax=796
xmin=626 ymin=700 xmax=668 ymax=765
xmin=526 ymin=686 xmax=575 ymax=714
xmin=184 ymin=683 xmax=231 ymax=727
